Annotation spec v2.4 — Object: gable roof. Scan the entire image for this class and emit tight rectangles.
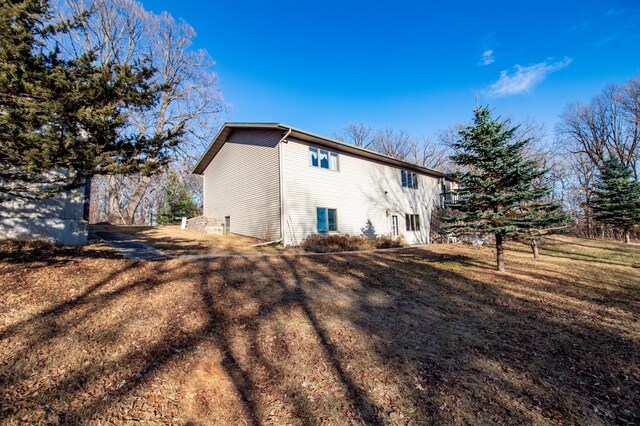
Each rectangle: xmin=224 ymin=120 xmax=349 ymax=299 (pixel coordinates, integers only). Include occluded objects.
xmin=192 ymin=122 xmax=449 ymax=178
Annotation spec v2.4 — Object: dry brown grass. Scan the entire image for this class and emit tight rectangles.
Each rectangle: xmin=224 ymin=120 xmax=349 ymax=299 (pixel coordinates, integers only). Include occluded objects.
xmin=101 ymin=224 xmax=296 ymax=255
xmin=0 ymin=236 xmax=638 ymax=424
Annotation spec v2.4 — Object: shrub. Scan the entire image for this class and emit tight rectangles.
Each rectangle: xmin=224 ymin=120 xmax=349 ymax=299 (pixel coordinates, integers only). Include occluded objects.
xmin=375 ymin=234 xmax=407 ymax=248
xmin=301 ymin=233 xmax=407 ymax=253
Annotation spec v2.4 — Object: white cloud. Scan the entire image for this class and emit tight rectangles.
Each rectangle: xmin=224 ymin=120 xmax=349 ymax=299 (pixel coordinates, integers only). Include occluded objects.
xmin=479 ymin=50 xmax=495 ymax=65
xmin=486 ymin=58 xmax=572 ymax=97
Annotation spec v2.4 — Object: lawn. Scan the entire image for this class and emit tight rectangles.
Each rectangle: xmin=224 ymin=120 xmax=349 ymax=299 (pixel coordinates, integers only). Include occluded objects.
xmin=95 ymin=224 xmax=294 ymax=255
xmin=0 ymin=236 xmax=638 ymax=424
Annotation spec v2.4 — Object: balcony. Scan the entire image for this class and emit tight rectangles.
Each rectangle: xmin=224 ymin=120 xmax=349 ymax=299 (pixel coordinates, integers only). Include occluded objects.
xmin=440 ymin=192 xmax=460 ymax=206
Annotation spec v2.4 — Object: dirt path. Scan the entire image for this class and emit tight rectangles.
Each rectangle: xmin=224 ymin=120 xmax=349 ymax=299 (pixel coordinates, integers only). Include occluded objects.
xmin=94 ymin=230 xmax=169 ymax=261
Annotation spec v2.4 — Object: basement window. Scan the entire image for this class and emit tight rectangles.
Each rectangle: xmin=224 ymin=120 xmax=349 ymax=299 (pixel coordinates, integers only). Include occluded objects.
xmin=317 ymin=207 xmax=337 ymax=232
xmin=405 ymin=214 xmax=420 ymax=231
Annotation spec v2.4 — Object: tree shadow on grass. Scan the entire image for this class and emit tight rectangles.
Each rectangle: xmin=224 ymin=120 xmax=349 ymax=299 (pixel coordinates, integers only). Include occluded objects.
xmin=311 ymin=250 xmax=639 ymax=424
xmin=101 ymin=224 xmax=271 ymax=256
xmin=544 ymin=236 xmax=640 ymax=255
xmin=1 ymin=245 xmax=639 ymax=424
xmin=0 ymin=242 xmax=119 ymax=266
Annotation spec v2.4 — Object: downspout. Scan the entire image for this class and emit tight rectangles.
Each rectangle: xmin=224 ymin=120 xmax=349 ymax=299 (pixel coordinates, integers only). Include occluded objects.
xmin=278 ymin=128 xmax=292 ymax=245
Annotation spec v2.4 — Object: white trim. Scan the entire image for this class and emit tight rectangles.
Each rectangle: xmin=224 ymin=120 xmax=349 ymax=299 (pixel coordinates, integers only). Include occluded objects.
xmin=278 ymin=128 xmax=292 ymax=241
xmin=308 ymin=145 xmax=340 ymax=172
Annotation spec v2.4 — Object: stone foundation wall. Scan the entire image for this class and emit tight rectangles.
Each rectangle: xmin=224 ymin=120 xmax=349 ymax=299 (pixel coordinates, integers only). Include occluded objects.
xmin=186 ymin=216 xmax=224 ymax=235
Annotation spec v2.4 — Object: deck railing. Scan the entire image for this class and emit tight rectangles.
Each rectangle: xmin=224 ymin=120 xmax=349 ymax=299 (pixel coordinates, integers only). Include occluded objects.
xmin=440 ymin=192 xmax=460 ymax=206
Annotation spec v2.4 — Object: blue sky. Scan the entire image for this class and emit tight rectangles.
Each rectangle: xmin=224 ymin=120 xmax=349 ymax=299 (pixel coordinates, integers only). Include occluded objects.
xmin=144 ymin=0 xmax=640 ymax=139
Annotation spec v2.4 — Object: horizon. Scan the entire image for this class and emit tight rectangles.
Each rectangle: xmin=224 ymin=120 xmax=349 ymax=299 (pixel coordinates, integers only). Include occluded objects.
xmin=143 ymin=0 xmax=639 ymax=140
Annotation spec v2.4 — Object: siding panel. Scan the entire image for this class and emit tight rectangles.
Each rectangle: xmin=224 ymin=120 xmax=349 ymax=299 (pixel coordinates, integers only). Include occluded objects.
xmin=0 ymin=175 xmax=88 ymax=245
xmin=281 ymin=137 xmax=442 ymax=246
xmin=202 ymin=129 xmax=281 ymax=240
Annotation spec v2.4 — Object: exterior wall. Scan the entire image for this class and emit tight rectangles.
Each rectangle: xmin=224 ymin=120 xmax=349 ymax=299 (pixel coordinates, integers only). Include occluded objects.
xmin=202 ymin=128 xmax=282 ymax=240
xmin=281 ymin=137 xmax=442 ymax=246
xmin=0 ymin=182 xmax=88 ymax=245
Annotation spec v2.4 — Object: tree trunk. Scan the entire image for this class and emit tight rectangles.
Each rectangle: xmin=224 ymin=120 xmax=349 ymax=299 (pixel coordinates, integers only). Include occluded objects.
xmin=106 ymin=174 xmax=153 ymax=224
xmin=123 ymin=175 xmax=153 ymax=225
xmin=624 ymin=229 xmax=631 ymax=244
xmin=531 ymin=240 xmax=539 ymax=259
xmin=107 ymin=175 xmax=125 ymax=224
xmin=495 ymin=233 xmax=505 ymax=272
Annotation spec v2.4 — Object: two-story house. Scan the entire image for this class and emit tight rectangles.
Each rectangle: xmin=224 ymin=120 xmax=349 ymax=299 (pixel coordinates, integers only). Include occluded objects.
xmin=192 ymin=123 xmax=455 ymax=246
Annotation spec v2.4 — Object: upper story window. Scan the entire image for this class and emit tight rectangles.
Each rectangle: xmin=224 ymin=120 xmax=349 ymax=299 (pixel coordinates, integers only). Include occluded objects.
xmin=401 ymin=170 xmax=418 ymax=189
xmin=310 ymin=147 xmax=338 ymax=171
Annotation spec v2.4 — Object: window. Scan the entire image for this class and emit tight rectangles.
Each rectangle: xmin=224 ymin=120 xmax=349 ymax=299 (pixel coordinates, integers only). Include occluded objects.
xmin=330 ymin=152 xmax=338 ymax=170
xmin=401 ymin=170 xmax=418 ymax=189
xmin=317 ymin=208 xmax=327 ymax=232
xmin=391 ymin=215 xmax=398 ymax=236
xmin=320 ymin=150 xmax=329 ymax=168
xmin=328 ymin=208 xmax=336 ymax=231
xmin=405 ymin=214 xmax=420 ymax=231
xmin=317 ymin=207 xmax=337 ymax=232
xmin=310 ymin=147 xmax=338 ymax=170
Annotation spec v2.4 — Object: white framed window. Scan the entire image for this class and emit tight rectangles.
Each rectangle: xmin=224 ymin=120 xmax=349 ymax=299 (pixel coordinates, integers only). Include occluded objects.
xmin=405 ymin=214 xmax=420 ymax=231
xmin=329 ymin=152 xmax=338 ymax=170
xmin=310 ymin=147 xmax=319 ymax=167
xmin=401 ymin=170 xmax=418 ymax=189
xmin=317 ymin=207 xmax=337 ymax=232
xmin=309 ymin=147 xmax=339 ymax=171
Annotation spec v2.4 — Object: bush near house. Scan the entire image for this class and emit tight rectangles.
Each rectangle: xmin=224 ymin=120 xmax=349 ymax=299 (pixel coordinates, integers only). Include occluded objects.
xmin=301 ymin=234 xmax=406 ymax=252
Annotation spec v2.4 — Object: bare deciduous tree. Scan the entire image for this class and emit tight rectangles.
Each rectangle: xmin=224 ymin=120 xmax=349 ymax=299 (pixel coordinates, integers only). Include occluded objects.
xmin=559 ymin=78 xmax=640 ymax=178
xmin=333 ymin=122 xmax=453 ymax=171
xmin=332 ymin=122 xmax=373 ymax=148
xmin=408 ymin=136 xmax=450 ymax=170
xmin=60 ymin=0 xmax=225 ymax=224
xmin=370 ymin=128 xmax=414 ymax=160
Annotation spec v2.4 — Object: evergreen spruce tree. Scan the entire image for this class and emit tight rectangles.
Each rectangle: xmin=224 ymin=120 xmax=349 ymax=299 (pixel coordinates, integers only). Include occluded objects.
xmin=592 ymin=159 xmax=640 ymax=244
xmin=442 ymin=107 xmax=553 ymax=271
xmin=0 ymin=0 xmax=179 ymax=199
xmin=157 ymin=171 xmax=200 ymax=225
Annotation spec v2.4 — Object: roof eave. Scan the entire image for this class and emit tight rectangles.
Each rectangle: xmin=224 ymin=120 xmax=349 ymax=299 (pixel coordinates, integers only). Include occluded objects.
xmin=192 ymin=122 xmax=450 ymax=179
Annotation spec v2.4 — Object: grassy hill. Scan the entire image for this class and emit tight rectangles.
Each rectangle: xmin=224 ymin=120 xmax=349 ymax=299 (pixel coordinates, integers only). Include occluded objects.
xmin=1 ymin=236 xmax=638 ymax=424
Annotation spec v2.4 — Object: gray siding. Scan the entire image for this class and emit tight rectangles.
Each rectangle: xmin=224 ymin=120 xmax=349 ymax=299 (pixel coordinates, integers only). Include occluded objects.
xmin=202 ymin=128 xmax=282 ymax=240
xmin=281 ymin=137 xmax=442 ymax=246
xmin=0 ymin=179 xmax=88 ymax=245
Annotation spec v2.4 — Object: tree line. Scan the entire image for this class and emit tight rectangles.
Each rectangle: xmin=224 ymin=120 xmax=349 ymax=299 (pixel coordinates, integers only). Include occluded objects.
xmin=333 ymin=78 xmax=640 ymax=270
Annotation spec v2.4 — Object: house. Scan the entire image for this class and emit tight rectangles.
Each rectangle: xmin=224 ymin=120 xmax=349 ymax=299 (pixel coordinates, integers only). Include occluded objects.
xmin=192 ymin=123 xmax=455 ymax=246
xmin=0 ymin=174 xmax=90 ymax=246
